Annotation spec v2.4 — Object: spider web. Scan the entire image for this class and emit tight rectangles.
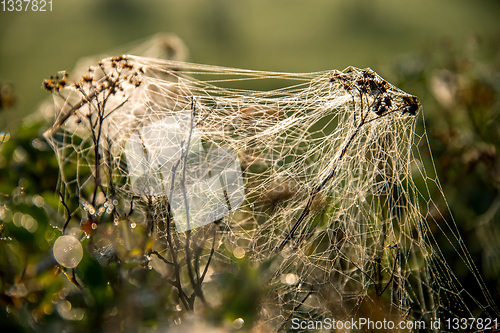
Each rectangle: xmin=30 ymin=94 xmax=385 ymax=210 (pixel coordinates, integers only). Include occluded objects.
xmin=43 ymin=55 xmax=499 ymax=330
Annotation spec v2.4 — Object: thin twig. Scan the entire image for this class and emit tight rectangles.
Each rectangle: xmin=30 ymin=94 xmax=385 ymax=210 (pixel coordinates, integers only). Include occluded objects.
xmin=200 ymin=224 xmax=217 ymax=283
xmin=350 ymin=259 xmax=377 ymax=286
xmin=185 ymin=230 xmax=198 ymax=290
xmin=59 ymin=267 xmax=83 ymax=290
xmin=164 ymin=200 xmax=190 ymax=310
xmin=102 ymin=97 xmax=130 ymax=121
xmin=127 ymin=197 xmax=134 ymax=217
xmin=149 ymin=250 xmax=175 ymax=266
xmin=193 ymin=229 xmax=207 ymax=284
xmin=161 ymin=155 xmax=192 ymax=310
xmin=44 ymin=88 xmax=101 ymax=138
xmin=276 ymin=287 xmax=314 ymax=332
xmin=59 ymin=191 xmax=71 ymax=234
xmin=182 ymin=98 xmax=207 ymax=305
xmin=379 ymin=248 xmax=400 ymax=297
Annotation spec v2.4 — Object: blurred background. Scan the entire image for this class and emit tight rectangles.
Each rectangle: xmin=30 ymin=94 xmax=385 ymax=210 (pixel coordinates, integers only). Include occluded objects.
xmin=1 ymin=0 xmax=499 ymax=128
xmin=1 ymin=0 xmax=500 ymax=331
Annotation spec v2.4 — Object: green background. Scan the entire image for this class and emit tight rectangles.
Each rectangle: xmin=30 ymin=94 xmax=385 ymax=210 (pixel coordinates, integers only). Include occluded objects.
xmin=0 ymin=0 xmax=499 ymax=128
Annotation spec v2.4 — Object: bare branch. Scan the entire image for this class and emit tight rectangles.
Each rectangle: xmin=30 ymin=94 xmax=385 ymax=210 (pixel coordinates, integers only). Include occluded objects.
xmin=59 ymin=191 xmax=71 ymax=234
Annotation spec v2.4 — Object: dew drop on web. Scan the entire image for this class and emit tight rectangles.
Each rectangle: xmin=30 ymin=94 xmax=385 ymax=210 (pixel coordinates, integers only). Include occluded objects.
xmin=53 ymin=235 xmax=83 ymax=268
